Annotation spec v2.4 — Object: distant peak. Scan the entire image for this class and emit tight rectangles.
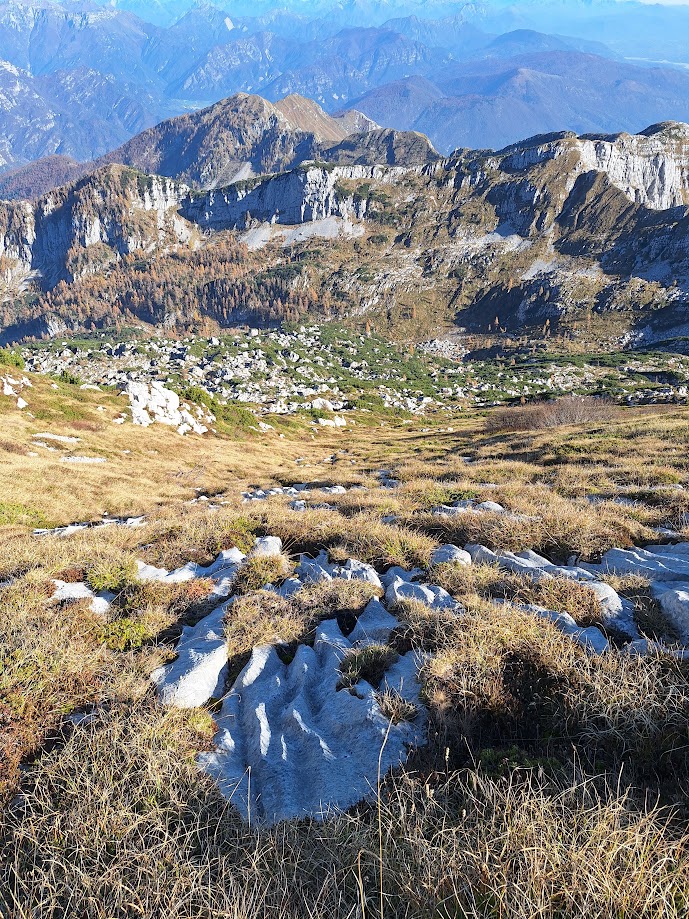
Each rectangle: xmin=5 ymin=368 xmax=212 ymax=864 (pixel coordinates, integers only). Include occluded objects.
xmin=639 ymin=121 xmax=689 ymax=139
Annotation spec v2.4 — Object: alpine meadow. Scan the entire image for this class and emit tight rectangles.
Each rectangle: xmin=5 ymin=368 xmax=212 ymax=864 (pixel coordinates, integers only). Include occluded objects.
xmin=3 ymin=1 xmax=689 ymax=917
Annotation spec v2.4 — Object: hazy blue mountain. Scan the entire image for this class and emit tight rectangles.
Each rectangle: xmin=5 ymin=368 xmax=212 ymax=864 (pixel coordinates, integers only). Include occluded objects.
xmin=0 ymin=59 xmax=163 ymax=170
xmin=350 ymin=47 xmax=689 ymax=153
xmin=3 ymin=0 xmax=689 ymax=175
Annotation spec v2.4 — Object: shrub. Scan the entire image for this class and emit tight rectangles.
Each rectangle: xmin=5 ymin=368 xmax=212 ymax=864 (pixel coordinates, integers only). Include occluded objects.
xmin=87 ymin=558 xmax=139 ymax=594
xmin=57 ymin=369 xmax=82 ymax=386
xmin=100 ymin=617 xmax=151 ymax=652
xmin=0 ymin=348 xmax=24 ymax=370
xmin=178 ymin=385 xmax=256 ymax=432
xmin=485 ymin=396 xmax=616 ymax=433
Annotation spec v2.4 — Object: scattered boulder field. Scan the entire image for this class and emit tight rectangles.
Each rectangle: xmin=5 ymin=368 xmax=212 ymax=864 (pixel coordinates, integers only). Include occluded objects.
xmin=15 ymin=326 xmax=689 ymax=438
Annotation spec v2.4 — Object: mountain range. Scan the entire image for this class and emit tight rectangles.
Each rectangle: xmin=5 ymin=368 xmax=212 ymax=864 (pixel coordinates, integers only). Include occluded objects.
xmin=2 ymin=98 xmax=689 ymax=351
xmin=0 ymin=92 xmax=436 ymax=199
xmin=5 ymin=0 xmax=689 ymax=175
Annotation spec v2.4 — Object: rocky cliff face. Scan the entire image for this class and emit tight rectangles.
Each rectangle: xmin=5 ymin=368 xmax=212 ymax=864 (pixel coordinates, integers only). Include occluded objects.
xmin=0 ymin=167 xmax=191 ymax=288
xmin=182 ymin=164 xmax=407 ymax=229
xmin=497 ymin=121 xmax=689 ymax=213
xmin=0 ymin=162 xmax=415 ymax=289
xmin=4 ymin=121 xmax=689 ymax=347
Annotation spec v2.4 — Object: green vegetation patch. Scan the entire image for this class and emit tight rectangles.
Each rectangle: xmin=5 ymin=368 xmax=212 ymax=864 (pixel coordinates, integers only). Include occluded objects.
xmin=0 ymin=502 xmax=50 ymax=528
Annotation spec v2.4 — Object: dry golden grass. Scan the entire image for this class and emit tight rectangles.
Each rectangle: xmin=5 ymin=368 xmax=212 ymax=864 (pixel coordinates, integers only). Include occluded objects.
xmin=256 ymin=505 xmax=437 ymax=569
xmin=1 ymin=702 xmax=688 ymax=919
xmin=225 ymin=579 xmax=381 ymax=663
xmin=430 ymin=562 xmax=603 ymax=626
xmin=0 ymin=374 xmax=344 ymax=525
xmin=416 ymin=600 xmax=689 ymax=778
xmin=3 ymin=380 xmax=689 ymax=916
xmin=231 ymin=552 xmax=293 ymax=594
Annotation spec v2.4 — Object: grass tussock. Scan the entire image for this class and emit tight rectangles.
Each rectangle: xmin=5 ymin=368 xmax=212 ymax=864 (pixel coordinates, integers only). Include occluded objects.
xmin=339 ymin=643 xmax=398 ymax=689
xmin=86 ymin=557 xmax=139 ymax=593
xmin=417 ymin=601 xmax=689 ymax=778
xmin=1 ymin=702 xmax=688 ymax=919
xmin=602 ymin=572 xmax=682 ymax=642
xmin=375 ymin=688 xmax=419 ymax=724
xmin=416 ymin=489 xmax=652 ymax=562
xmin=430 ymin=562 xmax=602 ymax=627
xmin=225 ymin=579 xmax=382 ymax=662
xmin=257 ymin=506 xmax=437 ymax=569
xmin=231 ymin=552 xmax=293 ymax=594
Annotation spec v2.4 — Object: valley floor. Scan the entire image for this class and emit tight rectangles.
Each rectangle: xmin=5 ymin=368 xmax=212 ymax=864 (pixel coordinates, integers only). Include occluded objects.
xmin=2 ymin=379 xmax=689 ymax=917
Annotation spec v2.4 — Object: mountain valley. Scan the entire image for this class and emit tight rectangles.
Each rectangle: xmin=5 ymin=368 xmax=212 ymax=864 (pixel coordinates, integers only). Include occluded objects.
xmin=6 ymin=6 xmax=689 ymax=915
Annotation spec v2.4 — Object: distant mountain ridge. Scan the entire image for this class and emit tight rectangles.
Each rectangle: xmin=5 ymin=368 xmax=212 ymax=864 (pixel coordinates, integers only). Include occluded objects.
xmin=6 ymin=0 xmax=689 ymax=178
xmin=0 ymin=91 xmax=438 ymax=200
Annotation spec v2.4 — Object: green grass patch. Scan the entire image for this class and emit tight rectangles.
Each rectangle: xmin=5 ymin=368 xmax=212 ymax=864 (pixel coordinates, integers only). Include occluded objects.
xmin=0 ymin=502 xmax=50 ymax=528
xmin=87 ymin=559 xmax=139 ymax=594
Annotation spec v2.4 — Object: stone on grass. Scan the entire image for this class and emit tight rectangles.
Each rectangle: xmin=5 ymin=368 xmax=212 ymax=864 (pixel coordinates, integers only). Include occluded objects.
xmin=336 ymin=558 xmax=383 ymax=589
xmin=431 ymin=544 xmax=472 ymax=567
xmin=380 ymin=565 xmax=424 ymax=588
xmin=521 ymin=604 xmax=609 ymax=654
xmin=52 ymin=580 xmax=113 ymax=615
xmin=348 ymin=598 xmax=399 ymax=643
xmin=151 ymin=602 xmax=230 ymax=708
xmin=294 ymin=550 xmax=333 ymax=583
xmin=651 ymin=582 xmax=689 ymax=643
xmin=250 ymin=536 xmax=284 ymax=558
xmin=385 ymin=576 xmax=458 ymax=611
xmin=137 ymin=548 xmax=245 ymax=598
xmin=585 ymin=545 xmax=689 ymax=582
xmin=466 ymin=544 xmax=639 ymax=640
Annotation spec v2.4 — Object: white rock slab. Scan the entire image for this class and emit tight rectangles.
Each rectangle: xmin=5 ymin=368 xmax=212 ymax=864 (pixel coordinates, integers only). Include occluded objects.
xmin=197 ymin=616 xmax=425 ymax=825
xmin=584 ymin=544 xmax=689 ymax=582
xmin=334 ymin=558 xmax=383 ymax=589
xmin=295 ymin=550 xmax=334 ymax=583
xmin=137 ymin=548 xmax=245 ymax=597
xmin=431 ymin=544 xmax=472 ymax=566
xmin=60 ymin=456 xmax=107 ymax=464
xmin=385 ymin=576 xmax=459 ymax=611
xmin=151 ymin=601 xmax=231 ymax=708
xmin=348 ymin=598 xmax=400 ymax=644
xmin=380 ymin=565 xmax=424 ymax=588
